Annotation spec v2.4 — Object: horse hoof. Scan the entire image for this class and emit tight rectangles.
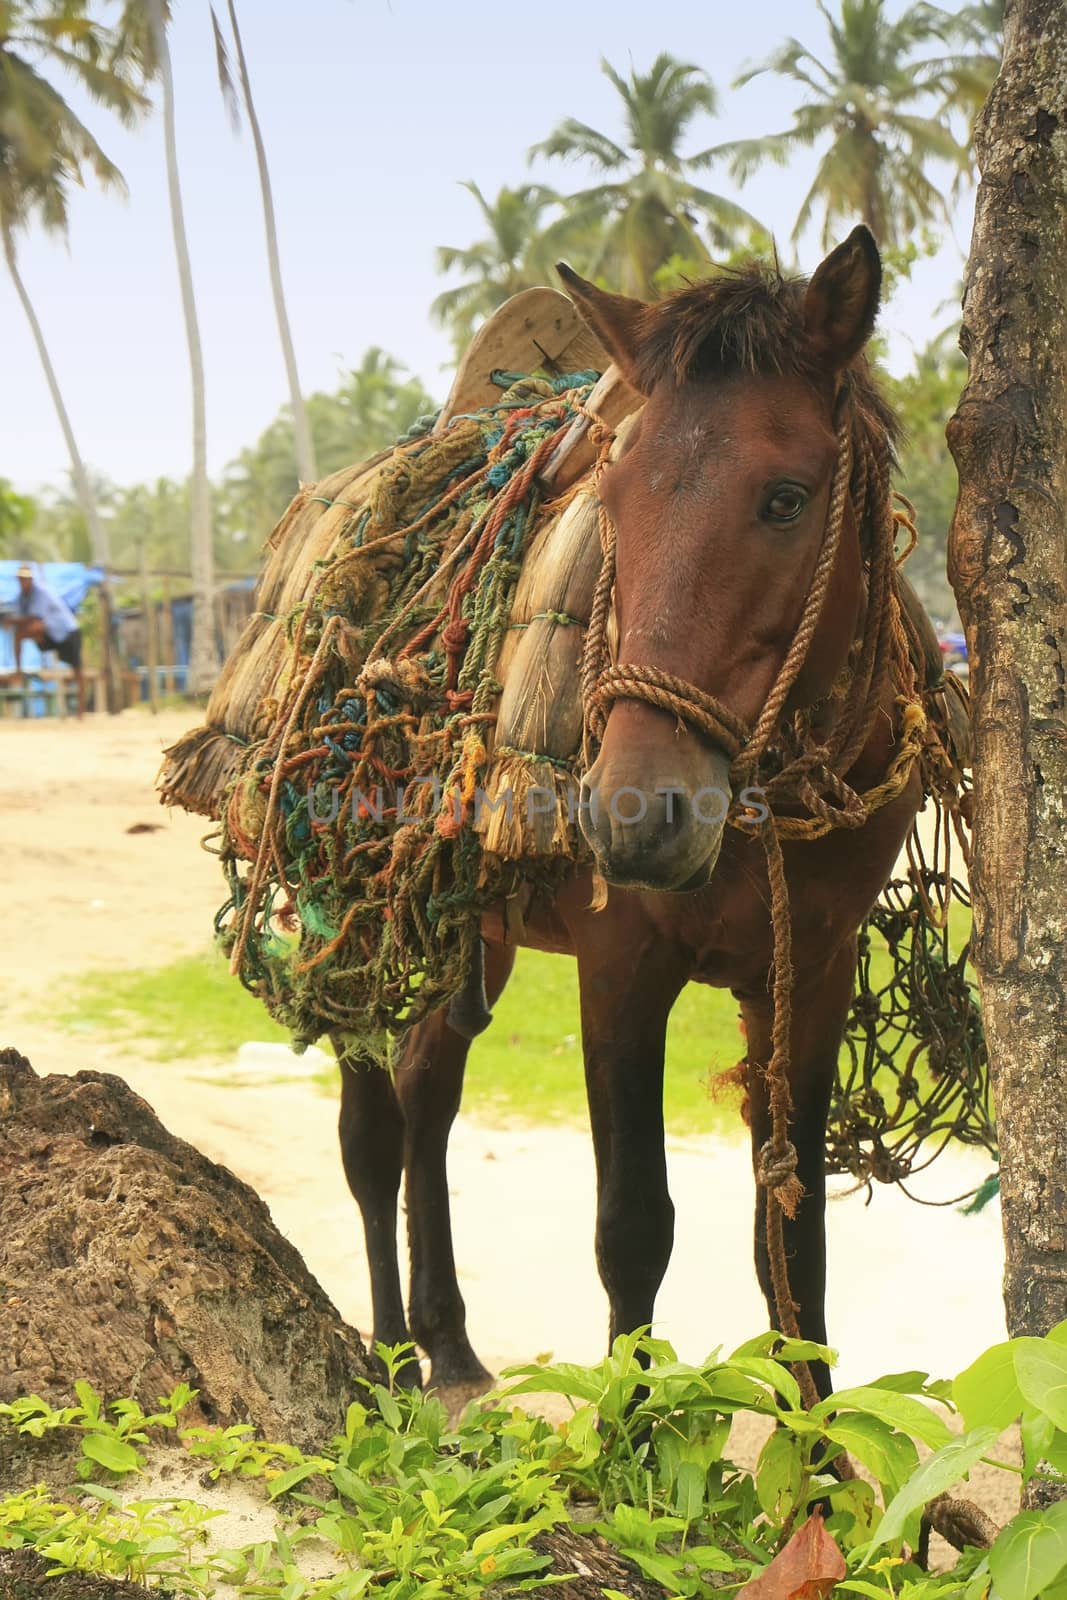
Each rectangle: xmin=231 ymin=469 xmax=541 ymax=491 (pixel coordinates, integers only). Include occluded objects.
xmin=429 ymin=1371 xmax=496 ymax=1424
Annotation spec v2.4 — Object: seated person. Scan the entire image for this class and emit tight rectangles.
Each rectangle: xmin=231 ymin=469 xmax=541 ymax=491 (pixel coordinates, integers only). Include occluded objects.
xmin=12 ymin=562 xmax=86 ymax=718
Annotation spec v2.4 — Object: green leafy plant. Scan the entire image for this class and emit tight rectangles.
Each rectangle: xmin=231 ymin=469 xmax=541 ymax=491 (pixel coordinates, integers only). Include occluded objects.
xmin=0 ymin=1381 xmax=196 ymax=1479
xmin=3 ymin=1330 xmax=1067 ymax=1598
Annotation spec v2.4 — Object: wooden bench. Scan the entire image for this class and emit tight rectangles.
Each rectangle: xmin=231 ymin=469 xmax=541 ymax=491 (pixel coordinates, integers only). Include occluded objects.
xmin=0 ymin=668 xmax=102 ymax=718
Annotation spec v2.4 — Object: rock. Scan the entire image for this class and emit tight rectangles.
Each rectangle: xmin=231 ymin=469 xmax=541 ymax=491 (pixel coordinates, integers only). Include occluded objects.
xmin=0 ymin=1549 xmax=158 ymax=1599
xmin=530 ymin=1528 xmax=669 ymax=1597
xmin=0 ymin=1049 xmax=374 ymax=1455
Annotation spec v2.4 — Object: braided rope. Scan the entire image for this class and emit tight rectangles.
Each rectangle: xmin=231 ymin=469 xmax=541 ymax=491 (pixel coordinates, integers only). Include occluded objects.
xmin=591 ymin=663 xmax=751 ymax=758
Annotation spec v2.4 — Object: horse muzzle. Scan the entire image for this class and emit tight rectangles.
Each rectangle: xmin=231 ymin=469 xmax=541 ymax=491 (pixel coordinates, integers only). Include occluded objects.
xmin=578 ymin=743 xmax=734 ymax=892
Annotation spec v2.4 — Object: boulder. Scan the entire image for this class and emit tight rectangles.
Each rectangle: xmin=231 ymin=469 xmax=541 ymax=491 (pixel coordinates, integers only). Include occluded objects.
xmin=0 ymin=1049 xmax=374 ymax=1452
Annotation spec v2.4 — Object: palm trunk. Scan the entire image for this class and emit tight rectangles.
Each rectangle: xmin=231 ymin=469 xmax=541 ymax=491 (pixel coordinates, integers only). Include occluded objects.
xmin=226 ymin=0 xmax=316 ymax=486
xmin=4 ymin=228 xmax=118 ymax=711
xmin=149 ymin=0 xmax=216 ymax=696
xmin=947 ymin=0 xmax=1067 ymax=1413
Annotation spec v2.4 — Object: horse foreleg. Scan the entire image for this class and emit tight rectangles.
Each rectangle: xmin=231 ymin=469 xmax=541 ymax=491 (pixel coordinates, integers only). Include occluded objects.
xmin=397 ymin=940 xmax=516 ymax=1391
xmin=576 ymin=927 xmax=684 ymax=1347
xmin=335 ymin=1044 xmax=415 ymax=1380
xmin=737 ymin=937 xmax=858 ymax=1400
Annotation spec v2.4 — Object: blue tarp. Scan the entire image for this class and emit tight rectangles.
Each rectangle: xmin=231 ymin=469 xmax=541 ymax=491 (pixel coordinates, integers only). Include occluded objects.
xmin=0 ymin=560 xmax=103 ymax=672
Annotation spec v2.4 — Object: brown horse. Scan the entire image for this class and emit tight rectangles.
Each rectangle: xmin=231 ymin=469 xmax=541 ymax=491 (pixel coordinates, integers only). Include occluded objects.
xmin=333 ymin=226 xmax=926 ymax=1400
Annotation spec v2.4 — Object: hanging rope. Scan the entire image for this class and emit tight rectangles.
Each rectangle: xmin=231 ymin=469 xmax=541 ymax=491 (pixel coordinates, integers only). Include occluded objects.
xmin=578 ymin=391 xmax=977 ymax=1401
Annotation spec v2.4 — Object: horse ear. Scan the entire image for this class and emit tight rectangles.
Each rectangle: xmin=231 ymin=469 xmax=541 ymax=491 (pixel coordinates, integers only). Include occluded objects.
xmin=556 ymin=264 xmax=650 ymax=393
xmin=804 ymin=225 xmax=882 ymax=369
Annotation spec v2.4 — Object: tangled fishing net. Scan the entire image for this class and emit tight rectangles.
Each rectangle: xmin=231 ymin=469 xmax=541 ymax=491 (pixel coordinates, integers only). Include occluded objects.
xmin=217 ymin=372 xmax=596 ymax=1050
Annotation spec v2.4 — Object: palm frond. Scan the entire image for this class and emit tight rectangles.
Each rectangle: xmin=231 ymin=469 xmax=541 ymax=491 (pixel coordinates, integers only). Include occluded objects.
xmin=210 ymin=7 xmax=240 ymax=131
xmin=529 ymin=117 xmax=628 ymax=172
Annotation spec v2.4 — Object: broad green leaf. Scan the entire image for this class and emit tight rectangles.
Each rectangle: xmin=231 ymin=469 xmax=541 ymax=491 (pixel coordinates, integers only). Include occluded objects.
xmin=729 ymin=1355 xmax=802 ymax=1411
xmin=776 ymin=1336 xmax=837 ymax=1367
xmin=80 ymin=1433 xmax=140 ymax=1474
xmin=756 ymin=1428 xmax=803 ymax=1519
xmin=1049 ymin=1320 xmax=1067 ymax=1348
xmin=867 ymin=1425 xmax=1000 ymax=1553
xmin=1015 ymin=1339 xmax=1067 ymax=1430
xmin=267 ymin=1460 xmax=323 ymax=1499
xmin=955 ymin=1342 xmax=1024 ymax=1432
xmin=74 ymin=1381 xmax=103 ymax=1422
xmin=824 ymin=1413 xmax=919 ymax=1499
xmin=866 ymin=1370 xmax=932 ymax=1394
xmin=989 ymin=1502 xmax=1067 ymax=1600
xmin=624 ymin=1548 xmax=687 ymax=1590
xmin=731 ymin=1332 xmax=836 ymax=1367
xmin=678 ymin=1543 xmax=738 ymax=1574
xmin=373 ymin=1387 xmax=403 ymax=1430
xmin=1020 ymin=1411 xmax=1056 ymax=1481
xmin=673 ymin=1459 xmax=706 ymax=1522
xmin=471 ymin=1523 xmax=531 ymax=1557
xmin=812 ymin=1386 xmax=952 ymax=1448
xmin=498 ymin=1364 xmax=605 ymax=1403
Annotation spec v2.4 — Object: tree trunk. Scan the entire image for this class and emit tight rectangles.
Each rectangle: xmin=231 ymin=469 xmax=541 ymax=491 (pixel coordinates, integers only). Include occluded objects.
xmin=227 ymin=0 xmax=317 ymax=486
xmin=149 ymin=0 xmax=217 ymax=696
xmin=4 ymin=230 xmax=120 ymax=712
xmin=947 ymin=0 xmax=1067 ymax=1353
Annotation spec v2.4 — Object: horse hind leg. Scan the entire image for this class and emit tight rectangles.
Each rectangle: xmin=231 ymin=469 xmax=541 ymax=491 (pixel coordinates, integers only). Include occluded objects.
xmin=335 ymin=1038 xmax=418 ymax=1384
xmin=399 ymin=939 xmax=516 ymax=1393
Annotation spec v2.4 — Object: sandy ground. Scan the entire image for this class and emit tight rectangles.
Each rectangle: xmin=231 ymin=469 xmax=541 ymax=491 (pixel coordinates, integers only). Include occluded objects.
xmin=2 ymin=708 xmax=1017 ymax=1542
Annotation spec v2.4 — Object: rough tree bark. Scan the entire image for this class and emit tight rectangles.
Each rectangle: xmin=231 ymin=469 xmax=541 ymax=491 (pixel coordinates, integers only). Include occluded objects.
xmin=947 ymin=0 xmax=1067 ymax=1345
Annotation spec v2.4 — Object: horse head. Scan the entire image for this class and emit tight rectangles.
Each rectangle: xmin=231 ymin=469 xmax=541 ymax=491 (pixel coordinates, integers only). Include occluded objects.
xmin=560 ymin=226 xmax=890 ymax=891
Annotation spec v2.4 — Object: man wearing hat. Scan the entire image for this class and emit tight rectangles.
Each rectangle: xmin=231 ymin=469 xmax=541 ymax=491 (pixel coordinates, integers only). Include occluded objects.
xmin=12 ymin=562 xmax=86 ymax=718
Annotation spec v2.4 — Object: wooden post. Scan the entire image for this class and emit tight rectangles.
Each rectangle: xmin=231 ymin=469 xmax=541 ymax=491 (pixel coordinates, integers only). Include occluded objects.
xmin=139 ymin=543 xmax=159 ymax=714
xmin=160 ymin=576 xmax=176 ymax=695
xmin=98 ymin=576 xmax=119 ymax=714
xmin=947 ymin=0 xmax=1067 ymax=1370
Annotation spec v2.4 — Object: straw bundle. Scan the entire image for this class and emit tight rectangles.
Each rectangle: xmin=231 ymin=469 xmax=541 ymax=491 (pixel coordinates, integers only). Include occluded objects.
xmin=476 ymin=414 xmax=636 ymax=858
xmin=159 ymin=449 xmax=396 ymax=816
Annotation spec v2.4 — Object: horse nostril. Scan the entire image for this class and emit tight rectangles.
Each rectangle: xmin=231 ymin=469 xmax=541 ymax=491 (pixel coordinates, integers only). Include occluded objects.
xmin=578 ymin=777 xmax=610 ymax=858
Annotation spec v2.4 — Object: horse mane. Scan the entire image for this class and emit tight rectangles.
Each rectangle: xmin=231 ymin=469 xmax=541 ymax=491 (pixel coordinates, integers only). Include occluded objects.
xmin=633 ymin=264 xmax=900 ymax=455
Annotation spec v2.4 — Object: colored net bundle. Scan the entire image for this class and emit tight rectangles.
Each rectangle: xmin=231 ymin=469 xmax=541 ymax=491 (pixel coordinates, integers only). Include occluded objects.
xmin=213 ymin=372 xmax=597 ymax=1050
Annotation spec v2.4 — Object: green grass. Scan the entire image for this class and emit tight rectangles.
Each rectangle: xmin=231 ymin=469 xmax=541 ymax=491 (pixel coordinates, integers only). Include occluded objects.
xmin=54 ymin=947 xmax=746 ymax=1136
xmin=56 ymin=950 xmax=294 ymax=1063
xmin=464 ymin=950 xmax=744 ymax=1134
xmin=52 ymin=904 xmax=977 ymax=1141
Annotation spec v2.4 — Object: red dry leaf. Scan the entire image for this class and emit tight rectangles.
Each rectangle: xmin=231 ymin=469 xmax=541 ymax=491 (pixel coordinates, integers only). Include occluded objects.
xmin=737 ymin=1512 xmax=847 ymax=1599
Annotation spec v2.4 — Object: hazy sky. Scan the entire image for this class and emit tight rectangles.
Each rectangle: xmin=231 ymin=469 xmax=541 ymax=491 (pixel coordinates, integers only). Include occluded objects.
xmin=3 ymin=0 xmax=975 ymax=497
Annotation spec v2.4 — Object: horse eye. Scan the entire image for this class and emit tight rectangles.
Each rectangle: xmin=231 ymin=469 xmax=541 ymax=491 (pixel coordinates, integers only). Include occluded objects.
xmin=763 ymin=485 xmax=808 ymax=523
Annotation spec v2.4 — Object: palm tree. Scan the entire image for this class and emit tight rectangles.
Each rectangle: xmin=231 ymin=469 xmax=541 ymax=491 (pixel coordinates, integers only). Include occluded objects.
xmin=0 ymin=2 xmax=142 ymax=580
xmin=219 ymin=349 xmax=435 ymax=547
xmin=528 ymin=53 xmax=766 ymax=297
xmin=431 ymin=182 xmax=561 ymax=351
xmin=215 ymin=1 xmax=316 ymax=484
xmin=112 ymin=0 xmax=215 ymax=692
xmin=938 ymin=0 xmax=1004 ymax=128
xmin=715 ymin=0 xmax=970 ymax=249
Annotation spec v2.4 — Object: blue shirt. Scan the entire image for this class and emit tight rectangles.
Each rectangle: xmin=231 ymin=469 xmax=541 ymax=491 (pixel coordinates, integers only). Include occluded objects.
xmin=18 ymin=577 xmax=78 ymax=643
